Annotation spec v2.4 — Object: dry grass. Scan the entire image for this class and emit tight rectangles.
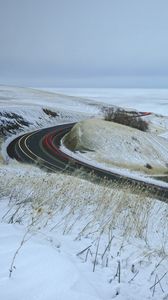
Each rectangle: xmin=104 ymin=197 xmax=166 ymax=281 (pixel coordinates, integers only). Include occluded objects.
xmin=42 ymin=108 xmax=59 ymax=117
xmin=103 ymin=107 xmax=149 ymax=131
xmin=0 ymin=162 xmax=164 ymax=243
xmin=1 ymin=162 xmax=168 ymax=287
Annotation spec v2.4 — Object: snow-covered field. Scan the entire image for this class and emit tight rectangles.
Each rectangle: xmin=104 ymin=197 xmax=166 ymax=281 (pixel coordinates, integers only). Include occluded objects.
xmin=62 ymin=118 xmax=168 ymax=188
xmin=1 ymin=86 xmax=168 ymax=300
xmin=44 ymin=88 xmax=168 ymax=116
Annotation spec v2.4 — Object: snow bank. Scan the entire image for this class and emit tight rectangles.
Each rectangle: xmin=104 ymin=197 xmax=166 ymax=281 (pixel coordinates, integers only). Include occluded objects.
xmin=63 ymin=118 xmax=168 ymax=175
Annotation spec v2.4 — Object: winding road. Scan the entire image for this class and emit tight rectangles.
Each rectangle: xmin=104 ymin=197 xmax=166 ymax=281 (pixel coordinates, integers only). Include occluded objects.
xmin=7 ymin=122 xmax=168 ymax=202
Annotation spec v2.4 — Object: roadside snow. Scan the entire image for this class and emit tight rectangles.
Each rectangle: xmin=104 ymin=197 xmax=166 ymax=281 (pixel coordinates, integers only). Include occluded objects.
xmin=0 ymin=161 xmax=168 ymax=300
xmin=0 ymin=219 xmax=104 ymax=300
xmin=62 ymin=118 xmax=168 ymax=186
xmin=1 ymin=86 xmax=168 ymax=300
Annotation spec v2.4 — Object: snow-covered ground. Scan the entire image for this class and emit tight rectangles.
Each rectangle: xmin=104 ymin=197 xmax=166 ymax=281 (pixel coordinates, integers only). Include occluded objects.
xmin=45 ymin=88 xmax=168 ymax=116
xmin=61 ymin=118 xmax=168 ymax=187
xmin=1 ymin=86 xmax=168 ymax=300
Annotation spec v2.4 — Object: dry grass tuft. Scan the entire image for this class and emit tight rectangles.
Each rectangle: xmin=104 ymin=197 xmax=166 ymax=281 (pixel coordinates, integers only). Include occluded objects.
xmin=42 ymin=108 xmax=59 ymax=118
xmin=0 ymin=163 xmax=161 ymax=243
xmin=103 ymin=107 xmax=149 ymax=131
xmin=1 ymin=163 xmax=168 ymax=283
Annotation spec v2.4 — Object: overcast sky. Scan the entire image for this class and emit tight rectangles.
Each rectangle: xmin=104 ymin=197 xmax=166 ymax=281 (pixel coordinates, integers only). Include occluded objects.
xmin=0 ymin=0 xmax=168 ymax=87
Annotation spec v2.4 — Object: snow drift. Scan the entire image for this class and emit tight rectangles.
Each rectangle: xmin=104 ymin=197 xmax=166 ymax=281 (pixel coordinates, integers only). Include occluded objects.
xmin=63 ymin=118 xmax=168 ymax=175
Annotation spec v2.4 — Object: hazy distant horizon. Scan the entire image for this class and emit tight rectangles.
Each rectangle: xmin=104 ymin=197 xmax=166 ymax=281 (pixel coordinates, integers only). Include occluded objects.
xmin=1 ymin=0 xmax=168 ymax=88
xmin=1 ymin=75 xmax=168 ymax=89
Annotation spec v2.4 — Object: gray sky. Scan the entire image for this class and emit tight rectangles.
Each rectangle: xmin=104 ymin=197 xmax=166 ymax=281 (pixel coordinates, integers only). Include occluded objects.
xmin=0 ymin=0 xmax=168 ymax=87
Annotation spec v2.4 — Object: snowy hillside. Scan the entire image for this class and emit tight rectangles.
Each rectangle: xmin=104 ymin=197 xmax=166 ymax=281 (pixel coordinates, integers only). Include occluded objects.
xmin=1 ymin=86 xmax=168 ymax=300
xmin=62 ymin=118 xmax=168 ymax=183
xmin=0 ymin=85 xmax=103 ymax=139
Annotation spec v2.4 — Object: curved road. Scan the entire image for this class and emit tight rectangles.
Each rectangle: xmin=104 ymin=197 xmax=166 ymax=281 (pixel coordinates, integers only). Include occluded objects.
xmin=7 ymin=122 xmax=168 ymax=202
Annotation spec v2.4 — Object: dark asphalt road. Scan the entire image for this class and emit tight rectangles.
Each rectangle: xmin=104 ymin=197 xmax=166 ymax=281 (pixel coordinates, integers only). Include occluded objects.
xmin=7 ymin=122 xmax=168 ymax=202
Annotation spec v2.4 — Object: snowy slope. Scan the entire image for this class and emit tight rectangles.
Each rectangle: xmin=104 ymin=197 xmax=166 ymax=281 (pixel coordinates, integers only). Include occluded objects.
xmin=1 ymin=86 xmax=168 ymax=300
xmin=49 ymin=88 xmax=168 ymax=116
xmin=0 ymin=85 xmax=102 ymax=139
xmin=62 ymin=118 xmax=168 ymax=187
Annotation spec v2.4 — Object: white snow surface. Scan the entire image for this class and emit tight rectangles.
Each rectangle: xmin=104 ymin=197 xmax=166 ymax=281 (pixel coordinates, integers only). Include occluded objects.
xmin=61 ymin=118 xmax=168 ymax=187
xmin=46 ymin=88 xmax=168 ymax=116
xmin=1 ymin=86 xmax=168 ymax=300
xmin=0 ymin=220 xmax=104 ymax=300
